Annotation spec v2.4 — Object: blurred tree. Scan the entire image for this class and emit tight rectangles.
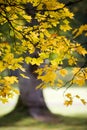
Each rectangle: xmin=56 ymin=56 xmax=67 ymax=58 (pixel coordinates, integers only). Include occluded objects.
xmin=0 ymin=0 xmax=87 ymax=120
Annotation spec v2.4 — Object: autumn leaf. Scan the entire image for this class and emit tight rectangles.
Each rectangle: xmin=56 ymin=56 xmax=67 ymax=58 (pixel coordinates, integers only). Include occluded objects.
xmin=59 ymin=69 xmax=68 ymax=77
xmin=80 ymin=99 xmax=87 ymax=105
xmin=64 ymin=100 xmax=73 ymax=106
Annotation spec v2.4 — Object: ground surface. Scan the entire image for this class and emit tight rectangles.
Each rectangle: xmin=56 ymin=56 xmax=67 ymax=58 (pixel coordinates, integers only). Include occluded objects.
xmin=0 ymin=106 xmax=87 ymax=130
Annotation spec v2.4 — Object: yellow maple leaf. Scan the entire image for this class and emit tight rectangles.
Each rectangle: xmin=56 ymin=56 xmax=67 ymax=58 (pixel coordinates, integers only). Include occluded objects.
xmin=68 ymin=57 xmax=77 ymax=65
xmin=23 ymin=15 xmax=31 ymax=22
xmin=80 ymin=99 xmax=87 ymax=105
xmin=65 ymin=93 xmax=72 ymax=98
xmin=76 ymin=46 xmax=87 ymax=56
xmin=75 ymin=95 xmax=80 ymax=99
xmin=64 ymin=100 xmax=73 ymax=106
xmin=1 ymin=98 xmax=8 ymax=104
xmin=6 ymin=6 xmax=11 ymax=12
xmin=57 ymin=79 xmax=64 ymax=87
xmin=59 ymin=69 xmax=68 ymax=77
xmin=72 ymin=67 xmax=80 ymax=74
xmin=73 ymin=76 xmax=85 ymax=86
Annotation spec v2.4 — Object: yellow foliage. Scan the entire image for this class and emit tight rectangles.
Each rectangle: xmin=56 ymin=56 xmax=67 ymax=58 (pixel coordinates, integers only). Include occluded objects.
xmin=73 ymin=24 xmax=87 ymax=38
xmin=65 ymin=93 xmax=72 ymax=98
xmin=37 ymin=67 xmax=57 ymax=86
xmin=60 ymin=24 xmax=72 ymax=32
xmin=75 ymin=95 xmax=87 ymax=105
xmin=57 ymin=79 xmax=64 ymax=87
xmin=64 ymin=100 xmax=73 ymax=106
xmin=76 ymin=46 xmax=87 ymax=56
xmin=59 ymin=69 xmax=68 ymax=77
xmin=0 ymin=0 xmax=87 ymax=104
xmin=0 ymin=76 xmax=19 ymax=103
xmin=75 ymin=95 xmax=80 ymax=99
xmin=72 ymin=67 xmax=87 ymax=86
xmin=64 ymin=93 xmax=87 ymax=106
xmin=23 ymin=15 xmax=31 ymax=22
xmin=80 ymin=99 xmax=87 ymax=105
xmin=68 ymin=57 xmax=77 ymax=66
xmin=6 ymin=7 xmax=11 ymax=12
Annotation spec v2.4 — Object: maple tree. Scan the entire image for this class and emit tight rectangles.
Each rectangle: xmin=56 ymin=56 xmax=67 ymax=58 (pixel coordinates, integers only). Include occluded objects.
xmin=0 ymin=0 xmax=87 ymax=106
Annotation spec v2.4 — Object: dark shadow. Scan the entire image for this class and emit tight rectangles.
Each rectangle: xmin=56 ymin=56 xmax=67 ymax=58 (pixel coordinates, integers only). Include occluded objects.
xmin=0 ymin=97 xmax=62 ymax=127
xmin=0 ymin=98 xmax=87 ymax=127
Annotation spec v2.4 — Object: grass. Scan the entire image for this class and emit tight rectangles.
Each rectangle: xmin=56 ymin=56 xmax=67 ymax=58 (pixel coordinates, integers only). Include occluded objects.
xmin=0 ymin=106 xmax=87 ymax=130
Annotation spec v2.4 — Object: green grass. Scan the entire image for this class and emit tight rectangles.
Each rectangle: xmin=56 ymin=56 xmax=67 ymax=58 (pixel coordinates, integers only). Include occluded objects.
xmin=0 ymin=106 xmax=87 ymax=130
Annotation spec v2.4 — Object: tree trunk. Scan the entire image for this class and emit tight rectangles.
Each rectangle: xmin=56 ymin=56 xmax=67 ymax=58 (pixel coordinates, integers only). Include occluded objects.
xmin=19 ymin=63 xmax=54 ymax=121
xmin=10 ymin=63 xmax=60 ymax=122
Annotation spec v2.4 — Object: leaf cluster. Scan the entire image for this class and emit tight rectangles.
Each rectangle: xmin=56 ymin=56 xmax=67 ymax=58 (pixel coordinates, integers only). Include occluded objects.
xmin=0 ymin=0 xmax=87 ymax=105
